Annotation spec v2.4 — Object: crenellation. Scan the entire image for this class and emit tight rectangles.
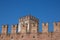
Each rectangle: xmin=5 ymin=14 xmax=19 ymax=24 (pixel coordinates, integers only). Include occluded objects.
xmin=0 ymin=15 xmax=60 ymax=40
xmin=11 ymin=24 xmax=18 ymax=34
xmin=57 ymin=22 xmax=60 ymax=27
xmin=42 ymin=23 xmax=48 ymax=33
xmin=54 ymin=22 xmax=60 ymax=32
xmin=2 ymin=25 xmax=8 ymax=35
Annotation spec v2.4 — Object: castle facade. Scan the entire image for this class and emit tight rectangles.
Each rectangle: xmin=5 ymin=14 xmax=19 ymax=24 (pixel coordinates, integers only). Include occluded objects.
xmin=0 ymin=15 xmax=60 ymax=40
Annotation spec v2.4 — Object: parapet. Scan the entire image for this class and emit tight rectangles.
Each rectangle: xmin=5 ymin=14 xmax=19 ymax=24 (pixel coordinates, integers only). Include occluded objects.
xmin=19 ymin=15 xmax=39 ymax=23
xmin=1 ymin=24 xmax=18 ymax=35
xmin=11 ymin=24 xmax=18 ymax=34
xmin=53 ymin=22 xmax=60 ymax=32
xmin=1 ymin=22 xmax=60 ymax=34
xmin=2 ymin=25 xmax=8 ymax=34
xmin=0 ymin=15 xmax=60 ymax=35
xmin=42 ymin=23 xmax=48 ymax=33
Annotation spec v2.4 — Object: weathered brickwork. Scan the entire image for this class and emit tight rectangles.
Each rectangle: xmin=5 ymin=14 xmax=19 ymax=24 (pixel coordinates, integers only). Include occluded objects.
xmin=0 ymin=15 xmax=60 ymax=40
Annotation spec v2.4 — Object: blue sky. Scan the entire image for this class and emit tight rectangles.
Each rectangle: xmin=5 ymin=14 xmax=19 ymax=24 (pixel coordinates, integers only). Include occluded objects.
xmin=0 ymin=0 xmax=60 ymax=33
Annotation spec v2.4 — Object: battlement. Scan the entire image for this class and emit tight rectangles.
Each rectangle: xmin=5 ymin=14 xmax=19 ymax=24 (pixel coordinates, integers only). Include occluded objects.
xmin=53 ymin=22 xmax=60 ymax=32
xmin=11 ymin=24 xmax=18 ymax=34
xmin=42 ymin=23 xmax=48 ymax=33
xmin=53 ymin=22 xmax=60 ymax=26
xmin=1 ymin=24 xmax=18 ymax=35
xmin=19 ymin=15 xmax=39 ymax=22
xmin=0 ymin=15 xmax=60 ymax=40
xmin=2 ymin=25 xmax=8 ymax=34
xmin=0 ymin=15 xmax=60 ymax=34
xmin=0 ymin=22 xmax=60 ymax=35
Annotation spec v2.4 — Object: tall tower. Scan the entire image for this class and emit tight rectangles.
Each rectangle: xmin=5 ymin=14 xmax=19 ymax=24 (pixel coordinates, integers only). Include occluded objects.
xmin=18 ymin=15 xmax=39 ymax=33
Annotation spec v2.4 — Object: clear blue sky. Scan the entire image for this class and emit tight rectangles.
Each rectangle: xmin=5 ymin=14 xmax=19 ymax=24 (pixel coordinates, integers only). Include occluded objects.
xmin=0 ymin=0 xmax=60 ymax=33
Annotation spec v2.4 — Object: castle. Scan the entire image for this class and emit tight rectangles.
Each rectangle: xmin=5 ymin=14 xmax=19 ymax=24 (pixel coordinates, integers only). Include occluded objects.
xmin=0 ymin=15 xmax=60 ymax=40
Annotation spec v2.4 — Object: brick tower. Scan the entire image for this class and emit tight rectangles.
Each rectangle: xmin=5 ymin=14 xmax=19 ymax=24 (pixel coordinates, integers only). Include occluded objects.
xmin=18 ymin=15 xmax=39 ymax=33
xmin=0 ymin=15 xmax=60 ymax=40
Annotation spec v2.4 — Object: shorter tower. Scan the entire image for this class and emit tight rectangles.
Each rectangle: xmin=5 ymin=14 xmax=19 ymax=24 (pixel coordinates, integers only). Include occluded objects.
xmin=2 ymin=25 xmax=8 ymax=34
xmin=42 ymin=23 xmax=48 ymax=33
